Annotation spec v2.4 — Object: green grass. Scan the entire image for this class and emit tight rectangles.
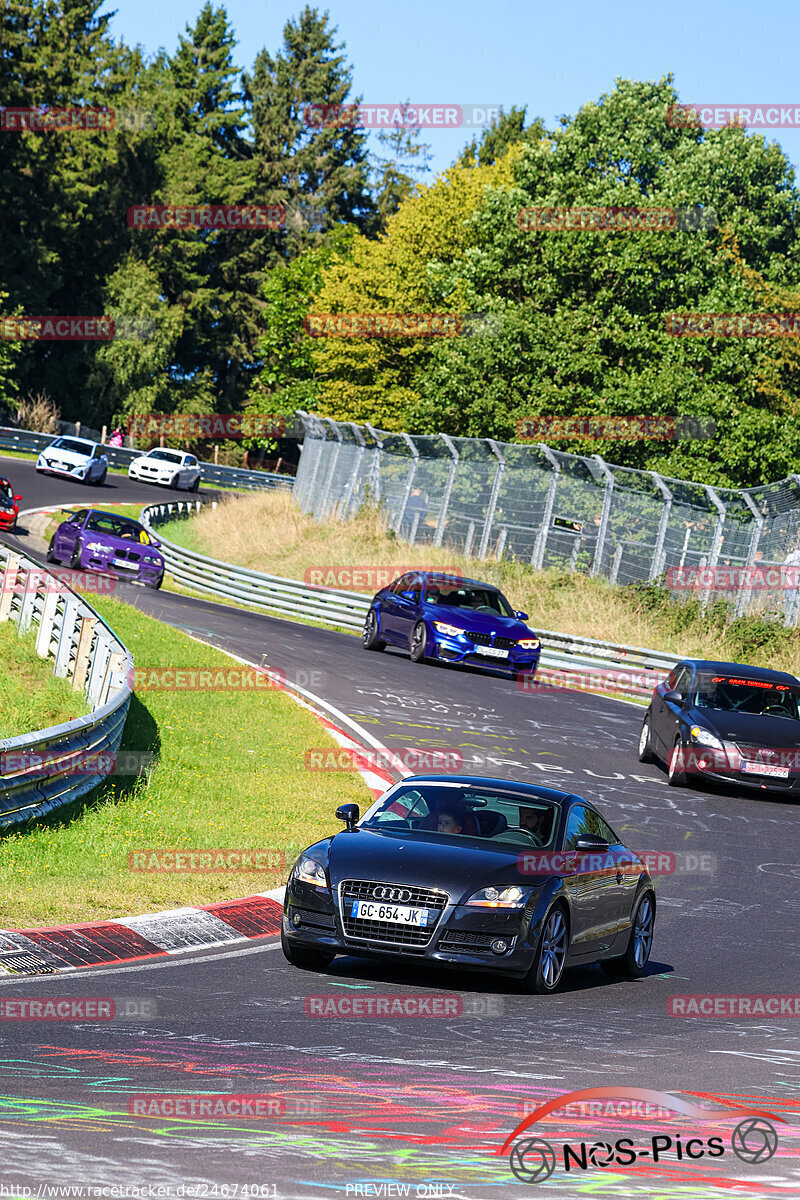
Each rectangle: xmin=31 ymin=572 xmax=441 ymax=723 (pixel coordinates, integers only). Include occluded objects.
xmin=0 ymin=621 xmax=88 ymax=739
xmin=0 ymin=595 xmax=369 ymax=927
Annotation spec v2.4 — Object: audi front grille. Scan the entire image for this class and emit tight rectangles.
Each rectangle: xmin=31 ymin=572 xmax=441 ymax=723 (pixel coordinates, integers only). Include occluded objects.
xmin=338 ymin=879 xmax=449 ymax=948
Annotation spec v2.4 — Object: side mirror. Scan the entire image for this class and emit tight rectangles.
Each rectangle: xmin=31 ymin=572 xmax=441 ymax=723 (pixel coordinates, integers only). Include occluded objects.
xmin=336 ymin=803 xmax=359 ymax=830
xmin=13 ymin=495 xmax=21 ymax=502
xmin=575 ymin=834 xmax=610 ymax=852
xmin=149 ymin=535 xmax=161 ymax=548
xmin=663 ymin=688 xmax=684 ymax=704
xmin=400 ymin=590 xmax=416 ymax=600
xmin=515 ymin=610 xmax=529 ymax=621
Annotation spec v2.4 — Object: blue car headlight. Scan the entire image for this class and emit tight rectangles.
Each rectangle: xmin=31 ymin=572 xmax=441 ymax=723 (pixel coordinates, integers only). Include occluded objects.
xmin=517 ymin=638 xmax=540 ymax=650
xmin=433 ymin=621 xmax=464 ymax=637
xmin=690 ymin=725 xmax=723 ymax=750
xmin=465 ymin=885 xmax=536 ymax=908
xmin=292 ymin=856 xmax=329 ymax=889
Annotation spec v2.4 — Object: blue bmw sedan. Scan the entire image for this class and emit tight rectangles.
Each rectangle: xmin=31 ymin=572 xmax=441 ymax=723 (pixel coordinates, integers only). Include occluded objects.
xmin=362 ymin=571 xmax=541 ymax=678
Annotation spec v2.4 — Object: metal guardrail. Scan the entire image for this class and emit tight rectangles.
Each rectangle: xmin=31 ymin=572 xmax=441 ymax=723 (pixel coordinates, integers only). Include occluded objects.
xmin=141 ymin=501 xmax=678 ymax=696
xmin=0 ymin=546 xmax=134 ymax=829
xmin=0 ymin=426 xmax=294 ymax=492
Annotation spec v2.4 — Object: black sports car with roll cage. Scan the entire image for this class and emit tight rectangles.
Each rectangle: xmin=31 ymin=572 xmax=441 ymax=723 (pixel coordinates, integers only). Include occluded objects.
xmin=282 ymin=775 xmax=655 ymax=993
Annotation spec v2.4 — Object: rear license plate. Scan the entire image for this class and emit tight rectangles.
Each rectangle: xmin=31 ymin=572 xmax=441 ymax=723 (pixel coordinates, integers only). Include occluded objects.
xmin=113 ymin=558 xmax=138 ymax=570
xmin=741 ymin=761 xmax=789 ymax=778
xmin=477 ymin=646 xmax=509 ymax=659
xmin=351 ymin=900 xmax=428 ymax=925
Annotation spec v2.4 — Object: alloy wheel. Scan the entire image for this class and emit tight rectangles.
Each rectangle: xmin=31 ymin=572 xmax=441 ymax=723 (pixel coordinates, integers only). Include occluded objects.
xmin=540 ymin=909 xmax=567 ymax=989
xmin=632 ymin=895 xmax=654 ymax=969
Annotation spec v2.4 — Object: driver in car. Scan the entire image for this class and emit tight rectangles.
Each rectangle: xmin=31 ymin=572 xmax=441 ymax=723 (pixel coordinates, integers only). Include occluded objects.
xmin=437 ymin=801 xmax=466 ymax=835
xmin=518 ymin=806 xmax=552 ymax=843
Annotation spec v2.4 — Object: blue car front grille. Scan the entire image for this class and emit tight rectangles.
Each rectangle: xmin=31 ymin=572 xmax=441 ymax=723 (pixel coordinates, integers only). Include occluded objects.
xmin=465 ymin=632 xmax=516 ymax=649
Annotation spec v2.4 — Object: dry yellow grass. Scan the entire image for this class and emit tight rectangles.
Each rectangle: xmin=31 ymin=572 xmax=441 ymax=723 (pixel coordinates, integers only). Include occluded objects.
xmin=165 ymin=491 xmax=800 ymax=675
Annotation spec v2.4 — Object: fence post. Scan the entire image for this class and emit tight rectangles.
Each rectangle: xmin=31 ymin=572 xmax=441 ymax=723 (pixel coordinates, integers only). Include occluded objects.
xmin=532 ymin=446 xmax=560 ymax=568
xmin=364 ymin=423 xmax=384 ymax=507
xmin=318 ymin=418 xmax=343 ymax=519
xmin=609 ymin=544 xmax=624 ymax=584
xmin=700 ymin=486 xmax=726 ymax=613
xmin=394 ymin=433 xmax=420 ymax=536
xmin=735 ymin=492 xmax=764 ymax=620
xmin=343 ymin=422 xmax=366 ymax=518
xmin=0 ymin=553 xmax=20 ymax=622
xmin=433 ymin=434 xmax=459 ymax=547
xmin=590 ymin=456 xmax=615 ymax=577
xmin=72 ymin=614 xmax=97 ymax=692
xmin=54 ymin=598 xmax=80 ymax=677
xmin=36 ymin=582 xmax=63 ymax=658
xmin=478 ymin=439 xmax=505 ymax=558
xmin=648 ymin=472 xmax=673 ymax=582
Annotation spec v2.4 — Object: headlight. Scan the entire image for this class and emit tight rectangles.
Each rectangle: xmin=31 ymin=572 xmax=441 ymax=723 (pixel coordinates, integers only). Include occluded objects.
xmin=690 ymin=725 xmax=723 ymax=750
xmin=142 ymin=555 xmax=161 ymax=564
xmin=86 ymin=541 xmax=109 ymax=553
xmin=294 ymin=856 xmax=328 ymax=888
xmin=518 ymin=638 xmax=540 ymax=649
xmin=466 ymin=885 xmax=533 ymax=908
xmin=433 ymin=621 xmax=464 ymax=637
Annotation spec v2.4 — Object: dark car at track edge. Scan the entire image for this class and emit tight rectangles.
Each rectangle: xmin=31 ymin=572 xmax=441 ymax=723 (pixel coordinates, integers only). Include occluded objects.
xmin=282 ymin=775 xmax=655 ymax=993
xmin=362 ymin=572 xmax=541 ymax=679
xmin=639 ymin=658 xmax=800 ymax=793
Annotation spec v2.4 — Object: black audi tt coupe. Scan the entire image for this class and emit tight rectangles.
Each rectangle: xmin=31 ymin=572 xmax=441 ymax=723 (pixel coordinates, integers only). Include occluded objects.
xmin=639 ymin=659 xmax=800 ymax=793
xmin=281 ymin=775 xmax=655 ymax=993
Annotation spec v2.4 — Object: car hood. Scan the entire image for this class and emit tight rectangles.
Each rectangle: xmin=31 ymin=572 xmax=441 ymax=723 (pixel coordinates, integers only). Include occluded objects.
xmin=322 ymin=826 xmax=533 ymax=902
xmin=689 ymin=706 xmax=800 ymax=747
xmin=79 ymin=529 xmax=163 ymax=556
xmin=135 ymin=456 xmax=181 ymax=469
xmin=44 ymin=447 xmax=91 ymax=465
xmin=419 ymin=605 xmax=534 ymax=638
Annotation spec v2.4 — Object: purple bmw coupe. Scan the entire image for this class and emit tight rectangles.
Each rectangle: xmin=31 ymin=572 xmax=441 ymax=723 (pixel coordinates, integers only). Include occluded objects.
xmin=46 ymin=509 xmax=165 ymax=589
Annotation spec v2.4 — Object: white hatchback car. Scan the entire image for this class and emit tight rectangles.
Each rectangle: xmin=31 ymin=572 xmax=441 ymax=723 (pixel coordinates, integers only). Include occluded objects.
xmin=36 ymin=436 xmax=108 ymax=485
xmin=128 ymin=448 xmax=201 ymax=492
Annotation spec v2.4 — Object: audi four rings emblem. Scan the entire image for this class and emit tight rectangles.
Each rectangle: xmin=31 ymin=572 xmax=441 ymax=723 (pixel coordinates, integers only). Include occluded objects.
xmin=373 ymin=886 xmax=411 ymax=902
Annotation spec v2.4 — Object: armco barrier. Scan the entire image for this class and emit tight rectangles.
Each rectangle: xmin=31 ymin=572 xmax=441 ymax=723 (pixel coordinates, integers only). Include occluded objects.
xmin=0 ymin=545 xmax=134 ymax=828
xmin=140 ymin=500 xmax=677 ymax=694
xmin=0 ymin=426 xmax=293 ymax=492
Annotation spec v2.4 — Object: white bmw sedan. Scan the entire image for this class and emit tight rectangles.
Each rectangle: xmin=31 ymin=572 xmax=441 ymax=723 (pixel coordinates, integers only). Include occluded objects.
xmin=36 ymin=437 xmax=108 ymax=485
xmin=128 ymin=448 xmax=201 ymax=491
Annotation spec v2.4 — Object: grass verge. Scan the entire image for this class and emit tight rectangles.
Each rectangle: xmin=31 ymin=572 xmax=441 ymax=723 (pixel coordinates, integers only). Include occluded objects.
xmin=0 ymin=622 xmax=88 ymax=739
xmin=164 ymin=491 xmax=800 ymax=675
xmin=0 ymin=594 xmax=369 ymax=927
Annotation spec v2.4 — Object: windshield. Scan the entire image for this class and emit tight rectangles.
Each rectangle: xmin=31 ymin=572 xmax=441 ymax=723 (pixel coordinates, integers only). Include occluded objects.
xmin=146 ymin=450 xmax=183 ymax=463
xmin=50 ymin=438 xmax=91 ymax=455
xmin=85 ymin=514 xmax=145 ymax=541
xmin=0 ymin=493 xmax=13 ymax=510
xmin=360 ymin=783 xmax=558 ymax=849
xmin=424 ymin=583 xmax=513 ymax=617
xmin=692 ymin=673 xmax=800 ymax=720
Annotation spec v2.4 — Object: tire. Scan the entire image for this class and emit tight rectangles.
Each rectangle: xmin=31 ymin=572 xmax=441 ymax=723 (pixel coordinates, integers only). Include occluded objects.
xmin=409 ymin=621 xmax=428 ymax=664
xmin=94 ymin=467 xmax=107 ymax=486
xmin=190 ymin=477 xmax=200 ymax=493
xmin=667 ymin=737 xmax=687 ymax=786
xmin=281 ymin=928 xmax=335 ymax=971
xmin=145 ymin=572 xmax=164 ymax=591
xmin=362 ymin=607 xmax=386 ymax=651
xmin=46 ymin=537 xmax=59 ymax=564
xmin=170 ymin=474 xmax=180 ymax=490
xmin=522 ymin=904 xmax=569 ymax=994
xmin=638 ymin=714 xmax=655 ymax=763
xmin=601 ymin=892 xmax=655 ymax=978
xmin=69 ymin=543 xmax=83 ymax=569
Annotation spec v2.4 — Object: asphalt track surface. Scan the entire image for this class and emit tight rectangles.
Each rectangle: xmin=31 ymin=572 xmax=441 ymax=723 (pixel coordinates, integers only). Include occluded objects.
xmin=0 ymin=457 xmax=798 ymax=1198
